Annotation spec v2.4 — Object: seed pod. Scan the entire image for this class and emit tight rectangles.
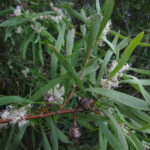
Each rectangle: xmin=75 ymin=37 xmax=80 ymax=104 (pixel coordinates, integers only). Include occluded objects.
xmin=69 ymin=126 xmax=81 ymax=139
xmin=80 ymin=98 xmax=95 ymax=110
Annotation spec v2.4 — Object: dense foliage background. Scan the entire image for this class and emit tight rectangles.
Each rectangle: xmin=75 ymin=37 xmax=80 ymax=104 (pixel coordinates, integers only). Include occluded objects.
xmin=0 ymin=0 xmax=150 ymax=150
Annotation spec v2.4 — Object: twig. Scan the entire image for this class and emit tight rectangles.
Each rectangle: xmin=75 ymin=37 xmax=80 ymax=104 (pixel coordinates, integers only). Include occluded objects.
xmin=0 ymin=108 xmax=85 ymax=124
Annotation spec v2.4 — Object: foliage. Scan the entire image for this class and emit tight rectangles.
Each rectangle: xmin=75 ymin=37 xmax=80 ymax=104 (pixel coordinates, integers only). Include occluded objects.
xmin=0 ymin=0 xmax=150 ymax=150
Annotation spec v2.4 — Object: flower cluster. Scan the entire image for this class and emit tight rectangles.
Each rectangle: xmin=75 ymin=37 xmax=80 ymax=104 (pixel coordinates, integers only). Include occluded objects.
xmin=120 ymin=123 xmax=129 ymax=135
xmin=16 ymin=26 xmax=23 ymax=34
xmin=99 ymin=20 xmax=111 ymax=46
xmin=31 ymin=23 xmax=44 ymax=33
xmin=50 ymin=2 xmax=64 ymax=23
xmin=44 ymin=84 xmax=65 ymax=104
xmin=21 ymin=67 xmax=30 ymax=78
xmin=101 ymin=60 xmax=130 ymax=89
xmin=0 ymin=104 xmax=32 ymax=128
xmin=14 ymin=6 xmax=22 ymax=16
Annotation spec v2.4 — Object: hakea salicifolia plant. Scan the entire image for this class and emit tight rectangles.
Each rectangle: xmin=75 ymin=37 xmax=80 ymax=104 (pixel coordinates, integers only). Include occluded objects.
xmin=101 ymin=60 xmax=130 ymax=88
xmin=0 ymin=104 xmax=32 ymax=128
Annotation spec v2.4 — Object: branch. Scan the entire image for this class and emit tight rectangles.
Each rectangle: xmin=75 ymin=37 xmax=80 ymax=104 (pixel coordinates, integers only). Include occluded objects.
xmin=0 ymin=108 xmax=85 ymax=124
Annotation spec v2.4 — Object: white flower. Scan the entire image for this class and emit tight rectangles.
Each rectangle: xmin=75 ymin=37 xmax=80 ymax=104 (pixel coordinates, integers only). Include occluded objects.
xmin=7 ymin=61 xmax=13 ymax=69
xmin=18 ymin=120 xmax=29 ymax=128
xmin=31 ymin=24 xmax=44 ymax=33
xmin=14 ymin=6 xmax=22 ymax=16
xmin=0 ymin=104 xmax=32 ymax=127
xmin=101 ymin=60 xmax=130 ymax=89
xmin=16 ymin=26 xmax=23 ymax=34
xmin=47 ymin=84 xmax=65 ymax=104
xmin=21 ymin=67 xmax=30 ymax=78
xmin=99 ymin=20 xmax=111 ymax=46
xmin=109 ymin=60 xmax=118 ymax=73
xmin=120 ymin=123 xmax=129 ymax=134
xmin=1 ymin=110 xmax=10 ymax=119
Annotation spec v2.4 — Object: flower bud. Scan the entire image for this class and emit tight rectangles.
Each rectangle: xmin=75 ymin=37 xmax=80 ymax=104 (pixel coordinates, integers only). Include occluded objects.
xmin=80 ymin=98 xmax=95 ymax=109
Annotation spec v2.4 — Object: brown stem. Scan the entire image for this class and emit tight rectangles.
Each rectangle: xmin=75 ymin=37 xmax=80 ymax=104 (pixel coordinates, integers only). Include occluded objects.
xmin=0 ymin=108 xmax=85 ymax=124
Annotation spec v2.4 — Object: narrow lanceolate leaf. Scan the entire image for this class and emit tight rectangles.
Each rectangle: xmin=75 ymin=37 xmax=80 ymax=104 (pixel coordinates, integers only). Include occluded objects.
xmin=46 ymin=118 xmax=58 ymax=150
xmin=41 ymin=126 xmax=52 ymax=150
xmin=89 ymin=88 xmax=150 ymax=110
xmin=51 ymin=23 xmax=66 ymax=78
xmin=97 ymin=0 xmax=115 ymax=37
xmin=48 ymin=44 xmax=85 ymax=91
xmin=103 ymin=110 xmax=128 ymax=150
xmin=0 ymin=17 xmax=25 ymax=27
xmin=10 ymin=126 xmax=27 ymax=150
xmin=109 ymin=32 xmax=144 ymax=79
xmin=56 ymin=128 xmax=70 ymax=143
xmin=97 ymin=50 xmax=113 ymax=84
xmin=62 ymin=5 xmax=86 ymax=23
xmin=99 ymin=119 xmax=122 ymax=150
xmin=38 ymin=37 xmax=44 ymax=66
xmin=22 ymin=32 xmax=35 ymax=59
xmin=29 ymin=74 xmax=66 ymax=101
xmin=66 ymin=28 xmax=75 ymax=63
xmin=129 ymin=67 xmax=150 ymax=76
xmin=85 ymin=14 xmax=102 ymax=65
xmin=0 ymin=96 xmax=31 ymax=106
xmin=123 ymin=75 xmax=150 ymax=105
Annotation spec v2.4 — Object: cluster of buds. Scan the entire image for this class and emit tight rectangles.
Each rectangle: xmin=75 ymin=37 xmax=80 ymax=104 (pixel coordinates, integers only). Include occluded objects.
xmin=101 ymin=60 xmax=130 ymax=89
xmin=80 ymin=98 xmax=95 ymax=110
xmin=14 ymin=6 xmax=22 ymax=16
xmin=44 ymin=84 xmax=65 ymax=104
xmin=0 ymin=104 xmax=32 ymax=128
xmin=21 ymin=67 xmax=30 ymax=78
xmin=16 ymin=26 xmax=23 ymax=34
xmin=31 ymin=23 xmax=44 ymax=33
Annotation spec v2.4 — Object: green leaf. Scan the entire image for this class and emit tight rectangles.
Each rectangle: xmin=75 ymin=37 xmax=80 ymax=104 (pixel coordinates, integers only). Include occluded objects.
xmin=41 ymin=126 xmax=52 ymax=150
xmin=99 ymin=129 xmax=107 ymax=150
xmin=103 ymin=110 xmax=128 ymax=150
xmin=66 ymin=28 xmax=75 ymax=63
xmin=89 ymin=88 xmax=150 ymax=110
xmin=56 ymin=128 xmax=70 ymax=143
xmin=0 ymin=96 xmax=31 ymax=106
xmin=48 ymin=44 xmax=85 ymax=91
xmin=4 ymin=128 xmax=14 ymax=150
xmin=85 ymin=14 xmax=102 ymax=65
xmin=129 ymin=67 xmax=150 ymax=76
xmin=22 ymin=32 xmax=35 ymax=59
xmin=51 ymin=23 xmax=66 ymax=78
xmin=38 ymin=37 xmax=44 ymax=66
xmin=10 ymin=126 xmax=27 ymax=150
xmin=123 ymin=75 xmax=150 ymax=105
xmin=121 ymin=79 xmax=150 ymax=86
xmin=110 ymin=30 xmax=150 ymax=47
xmin=62 ymin=5 xmax=86 ymax=23
xmin=96 ymin=0 xmax=101 ymax=13
xmin=46 ymin=118 xmax=58 ymax=150
xmin=0 ymin=17 xmax=25 ymax=27
xmin=28 ymin=74 xmax=66 ymax=101
xmin=99 ymin=119 xmax=122 ymax=150
xmin=109 ymin=32 xmax=144 ymax=79
xmin=97 ymin=0 xmax=115 ymax=37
